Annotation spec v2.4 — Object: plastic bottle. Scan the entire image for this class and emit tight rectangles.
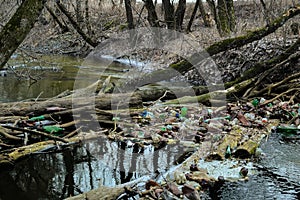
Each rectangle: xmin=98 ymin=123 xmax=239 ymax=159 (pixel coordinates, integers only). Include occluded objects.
xmin=43 ymin=126 xmax=64 ymax=133
xmin=34 ymin=120 xmax=56 ymax=126
xmin=29 ymin=115 xmax=45 ymax=121
xmin=252 ymin=99 xmax=259 ymax=107
xmin=181 ymin=107 xmax=188 ymax=117
xmin=276 ymin=125 xmax=299 ymax=135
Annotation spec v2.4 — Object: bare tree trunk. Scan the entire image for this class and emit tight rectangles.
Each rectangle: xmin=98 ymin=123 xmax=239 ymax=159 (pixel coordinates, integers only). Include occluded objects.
xmin=186 ymin=0 xmax=200 ymax=32
xmin=217 ymin=0 xmax=235 ymax=36
xmin=259 ymin=0 xmax=270 ymax=25
xmin=0 ymin=0 xmax=46 ymax=69
xmin=85 ymin=0 xmax=92 ymax=34
xmin=226 ymin=0 xmax=236 ymax=32
xmin=125 ymin=0 xmax=135 ymax=30
xmin=125 ymin=0 xmax=136 ymax=46
xmin=162 ymin=0 xmax=174 ymax=29
xmin=207 ymin=0 xmax=219 ymax=30
xmin=143 ymin=0 xmax=160 ymax=27
xmin=174 ymin=0 xmax=186 ymax=30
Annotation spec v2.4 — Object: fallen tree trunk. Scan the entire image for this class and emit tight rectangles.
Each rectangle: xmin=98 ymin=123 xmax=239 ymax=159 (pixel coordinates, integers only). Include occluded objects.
xmin=164 ymin=78 xmax=254 ymax=105
xmin=0 ymin=93 xmax=142 ymax=116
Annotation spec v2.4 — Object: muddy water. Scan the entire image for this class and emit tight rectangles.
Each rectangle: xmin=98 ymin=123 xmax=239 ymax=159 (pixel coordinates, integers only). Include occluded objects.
xmin=0 ymin=54 xmax=136 ymax=102
xmin=0 ymin=55 xmax=82 ymax=102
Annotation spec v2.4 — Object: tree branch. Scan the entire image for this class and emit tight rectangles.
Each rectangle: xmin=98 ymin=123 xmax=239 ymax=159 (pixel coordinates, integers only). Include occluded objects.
xmin=56 ymin=0 xmax=99 ymax=47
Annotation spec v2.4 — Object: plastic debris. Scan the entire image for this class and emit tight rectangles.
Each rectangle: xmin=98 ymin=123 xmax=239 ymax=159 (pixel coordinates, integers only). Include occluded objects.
xmin=237 ymin=112 xmax=251 ymax=126
xmin=252 ymin=99 xmax=259 ymax=107
xmin=276 ymin=125 xmax=299 ymax=135
xmin=204 ymin=116 xmax=230 ymax=123
xmin=260 ymin=98 xmax=266 ymax=104
xmin=34 ymin=120 xmax=56 ymax=126
xmin=43 ymin=126 xmax=64 ymax=133
xmin=261 ymin=118 xmax=268 ymax=123
xmin=29 ymin=115 xmax=45 ymax=121
xmin=225 ymin=145 xmax=231 ymax=158
xmin=181 ymin=107 xmax=188 ymax=117
xmin=239 ymin=167 xmax=248 ymax=177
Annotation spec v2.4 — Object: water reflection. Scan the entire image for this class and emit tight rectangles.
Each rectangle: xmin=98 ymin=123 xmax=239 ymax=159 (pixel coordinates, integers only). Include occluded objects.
xmin=0 ymin=55 xmax=82 ymax=102
xmin=0 ymin=138 xmax=186 ymax=199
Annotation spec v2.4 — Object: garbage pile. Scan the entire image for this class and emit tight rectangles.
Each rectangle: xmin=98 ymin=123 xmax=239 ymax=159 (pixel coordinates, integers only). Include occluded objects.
xmin=111 ymin=98 xmax=300 ymax=199
xmin=112 ymin=98 xmax=300 ymax=150
xmin=1 ymin=96 xmax=300 ymax=198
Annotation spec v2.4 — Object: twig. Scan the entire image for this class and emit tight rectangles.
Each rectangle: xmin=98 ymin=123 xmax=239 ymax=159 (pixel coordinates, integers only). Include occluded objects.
xmin=63 ymin=127 xmax=81 ymax=139
xmin=261 ymin=88 xmax=300 ymax=106
xmin=250 ymin=72 xmax=300 ymax=98
xmin=0 ymin=126 xmax=23 ymax=141
xmin=35 ymin=92 xmax=44 ymax=102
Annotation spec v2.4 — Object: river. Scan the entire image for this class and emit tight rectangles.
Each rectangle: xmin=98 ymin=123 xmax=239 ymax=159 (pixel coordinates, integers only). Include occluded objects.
xmin=0 ymin=55 xmax=300 ymax=199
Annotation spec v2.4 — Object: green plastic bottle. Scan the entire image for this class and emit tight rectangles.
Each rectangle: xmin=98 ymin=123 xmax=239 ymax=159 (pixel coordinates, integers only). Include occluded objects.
xmin=252 ymin=99 xmax=259 ymax=107
xmin=181 ymin=107 xmax=188 ymax=117
xmin=29 ymin=115 xmax=45 ymax=121
xmin=276 ymin=125 xmax=299 ymax=135
xmin=43 ymin=126 xmax=64 ymax=133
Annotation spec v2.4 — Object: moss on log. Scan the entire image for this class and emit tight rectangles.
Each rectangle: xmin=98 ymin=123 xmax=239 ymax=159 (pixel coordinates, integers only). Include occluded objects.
xmin=207 ymin=125 xmax=243 ymax=160
xmin=234 ymin=139 xmax=259 ymax=158
xmin=225 ymin=38 xmax=300 ymax=88
xmin=207 ymin=120 xmax=279 ymax=160
xmin=163 ymin=78 xmax=254 ymax=105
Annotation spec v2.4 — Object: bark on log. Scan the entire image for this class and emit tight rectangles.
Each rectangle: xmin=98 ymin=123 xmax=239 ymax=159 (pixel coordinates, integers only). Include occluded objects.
xmin=0 ymin=93 xmax=142 ymax=116
xmin=163 ymin=78 xmax=254 ymax=105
